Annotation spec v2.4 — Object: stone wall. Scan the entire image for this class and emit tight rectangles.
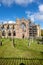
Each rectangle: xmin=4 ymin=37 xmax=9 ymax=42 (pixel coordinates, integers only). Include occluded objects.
xmin=0 ymin=18 xmax=41 ymax=38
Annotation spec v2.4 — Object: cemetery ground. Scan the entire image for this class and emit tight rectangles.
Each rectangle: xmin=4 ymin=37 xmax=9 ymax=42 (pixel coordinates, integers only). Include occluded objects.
xmin=0 ymin=38 xmax=43 ymax=65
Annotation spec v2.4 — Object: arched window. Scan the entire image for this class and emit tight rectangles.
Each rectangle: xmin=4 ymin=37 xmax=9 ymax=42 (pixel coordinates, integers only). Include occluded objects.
xmin=8 ymin=31 xmax=11 ymax=36
xmin=2 ymin=30 xmax=5 ymax=36
xmin=1 ymin=25 xmax=4 ymax=29
xmin=13 ymin=25 xmax=14 ymax=29
xmin=13 ymin=31 xmax=16 ymax=36
xmin=7 ymin=25 xmax=9 ymax=29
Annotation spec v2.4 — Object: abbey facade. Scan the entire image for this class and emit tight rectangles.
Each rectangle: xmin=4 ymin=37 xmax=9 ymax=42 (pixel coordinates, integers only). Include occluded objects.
xmin=0 ymin=18 xmax=41 ymax=38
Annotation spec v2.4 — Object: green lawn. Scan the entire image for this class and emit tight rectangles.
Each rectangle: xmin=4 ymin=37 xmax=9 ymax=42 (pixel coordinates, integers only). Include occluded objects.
xmin=0 ymin=38 xmax=43 ymax=58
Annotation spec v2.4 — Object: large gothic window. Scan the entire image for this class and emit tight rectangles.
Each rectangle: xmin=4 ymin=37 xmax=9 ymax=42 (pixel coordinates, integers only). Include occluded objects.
xmin=21 ymin=23 xmax=26 ymax=32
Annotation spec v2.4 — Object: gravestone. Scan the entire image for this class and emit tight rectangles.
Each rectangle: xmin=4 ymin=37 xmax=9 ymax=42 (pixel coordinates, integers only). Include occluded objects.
xmin=20 ymin=63 xmax=25 ymax=65
xmin=0 ymin=41 xmax=2 ymax=46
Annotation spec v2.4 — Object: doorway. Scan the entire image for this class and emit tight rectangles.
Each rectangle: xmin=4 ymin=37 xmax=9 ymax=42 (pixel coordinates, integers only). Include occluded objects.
xmin=22 ymin=34 xmax=25 ymax=38
xmin=13 ymin=31 xmax=16 ymax=36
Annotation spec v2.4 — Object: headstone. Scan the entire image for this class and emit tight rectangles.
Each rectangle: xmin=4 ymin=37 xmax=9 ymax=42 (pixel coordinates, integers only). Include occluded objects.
xmin=20 ymin=63 xmax=25 ymax=65
xmin=0 ymin=41 xmax=2 ymax=46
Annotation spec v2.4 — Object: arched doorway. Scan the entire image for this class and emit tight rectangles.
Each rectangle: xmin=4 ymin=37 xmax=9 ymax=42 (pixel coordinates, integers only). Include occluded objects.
xmin=13 ymin=31 xmax=16 ymax=36
xmin=22 ymin=34 xmax=25 ymax=38
xmin=8 ymin=31 xmax=11 ymax=36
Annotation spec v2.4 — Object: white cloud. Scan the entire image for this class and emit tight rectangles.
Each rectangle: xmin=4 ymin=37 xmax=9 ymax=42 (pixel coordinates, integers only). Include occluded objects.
xmin=39 ymin=4 xmax=43 ymax=12
xmin=26 ymin=11 xmax=43 ymax=22
xmin=36 ymin=14 xmax=43 ymax=20
xmin=1 ymin=0 xmax=14 ymax=7
xmin=4 ymin=20 xmax=15 ymax=24
xmin=0 ymin=0 xmax=42 ymax=7
xmin=0 ymin=0 xmax=34 ymax=7
xmin=25 ymin=11 xmax=34 ymax=22
xmin=30 ymin=16 xmax=34 ymax=22
xmin=8 ymin=21 xmax=15 ymax=24
xmin=0 ymin=20 xmax=15 ymax=24
xmin=14 ymin=0 xmax=33 ymax=5
xmin=25 ymin=4 xmax=43 ymax=22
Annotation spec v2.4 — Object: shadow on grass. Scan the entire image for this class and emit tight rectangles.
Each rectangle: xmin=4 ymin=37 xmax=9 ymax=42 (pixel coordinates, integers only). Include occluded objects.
xmin=40 ymin=51 xmax=43 ymax=58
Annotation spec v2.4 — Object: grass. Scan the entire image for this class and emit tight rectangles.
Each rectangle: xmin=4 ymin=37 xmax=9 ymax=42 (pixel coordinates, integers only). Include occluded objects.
xmin=0 ymin=38 xmax=43 ymax=58
xmin=0 ymin=38 xmax=43 ymax=65
xmin=0 ymin=58 xmax=43 ymax=65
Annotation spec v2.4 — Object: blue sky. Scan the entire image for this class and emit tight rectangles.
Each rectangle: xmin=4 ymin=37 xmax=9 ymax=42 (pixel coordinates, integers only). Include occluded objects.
xmin=0 ymin=0 xmax=43 ymax=29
